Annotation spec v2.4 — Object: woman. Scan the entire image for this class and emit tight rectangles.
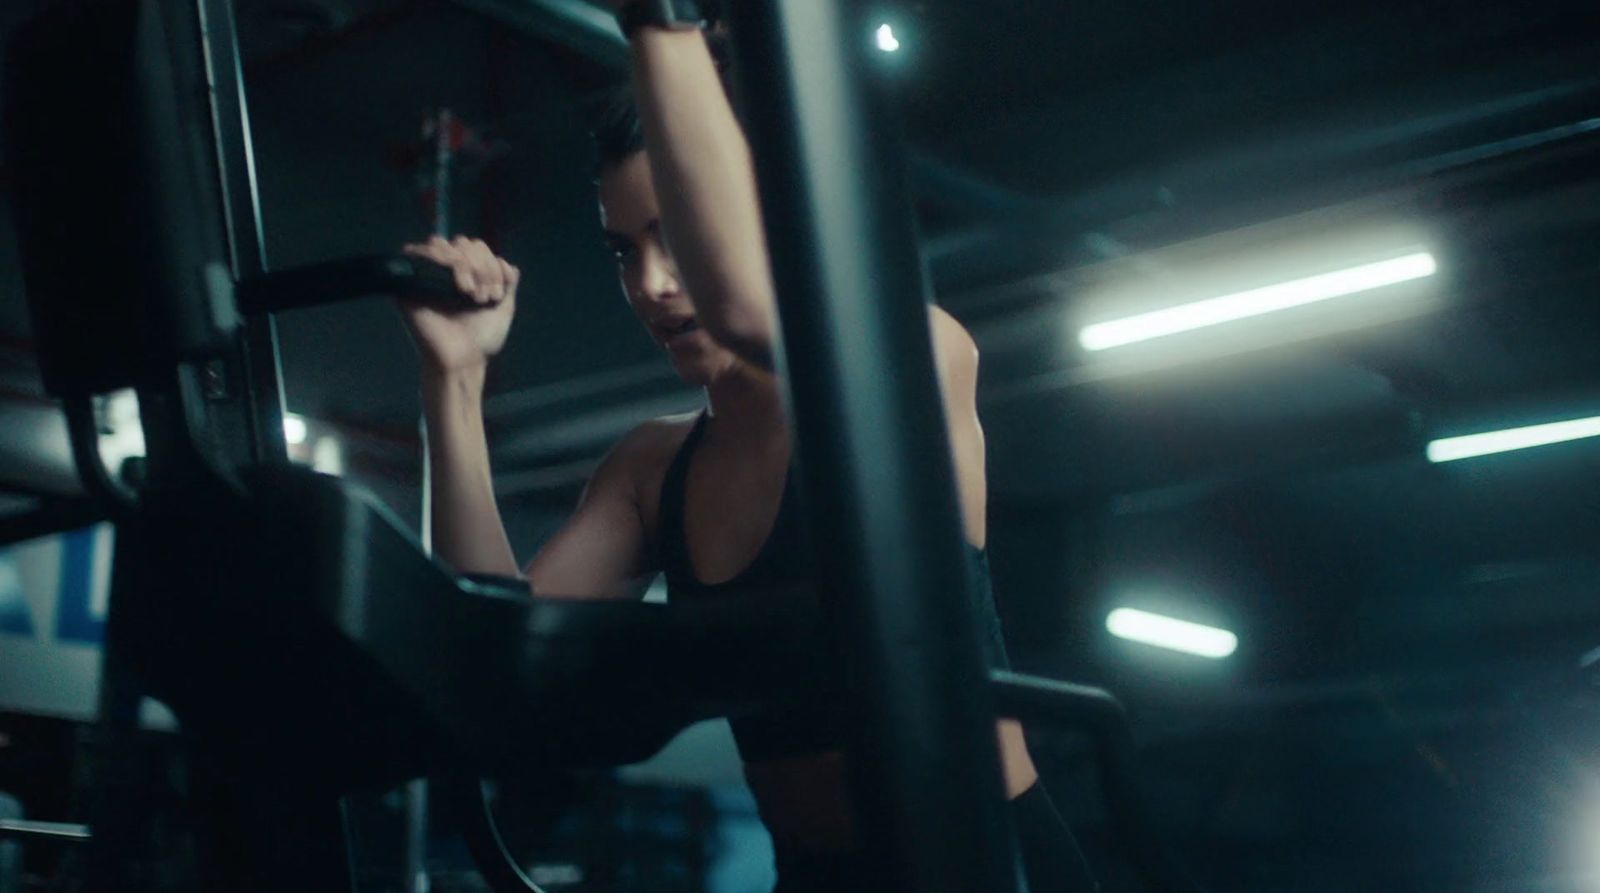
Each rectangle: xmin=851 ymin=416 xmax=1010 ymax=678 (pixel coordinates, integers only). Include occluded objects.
xmin=399 ymin=6 xmax=1094 ymax=890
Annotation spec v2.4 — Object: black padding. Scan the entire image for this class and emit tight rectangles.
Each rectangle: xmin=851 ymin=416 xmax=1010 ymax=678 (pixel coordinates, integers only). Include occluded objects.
xmin=5 ymin=0 xmax=237 ymax=398
xmin=235 ymin=255 xmax=468 ymax=316
xmin=116 ymin=464 xmax=828 ymax=787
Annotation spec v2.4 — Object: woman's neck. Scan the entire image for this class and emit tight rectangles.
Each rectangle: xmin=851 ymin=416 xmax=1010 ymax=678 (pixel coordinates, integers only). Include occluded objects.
xmin=703 ymin=364 xmax=786 ymax=440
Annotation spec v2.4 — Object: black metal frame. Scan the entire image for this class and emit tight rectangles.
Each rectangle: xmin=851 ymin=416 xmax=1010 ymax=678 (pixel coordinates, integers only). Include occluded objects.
xmin=723 ymin=2 xmax=1017 ymax=889
xmin=195 ymin=0 xmax=290 ymax=467
xmin=992 ymin=672 xmax=1206 ymax=893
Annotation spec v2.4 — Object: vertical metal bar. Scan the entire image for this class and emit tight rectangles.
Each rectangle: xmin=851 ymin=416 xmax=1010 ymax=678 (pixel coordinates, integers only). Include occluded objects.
xmin=82 ymin=547 xmax=155 ymax=892
xmin=196 ymin=0 xmax=289 ymax=466
xmin=184 ymin=753 xmax=358 ymax=892
xmin=723 ymin=2 xmax=1019 ymax=890
xmin=403 ymin=106 xmax=456 ymax=893
xmin=403 ymin=780 xmax=430 ymax=893
xmin=433 ymin=108 xmax=454 ymax=240
xmin=419 ymin=106 xmax=455 ymax=555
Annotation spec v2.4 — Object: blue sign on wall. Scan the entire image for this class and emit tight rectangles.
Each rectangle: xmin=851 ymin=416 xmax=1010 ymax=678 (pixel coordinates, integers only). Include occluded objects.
xmin=0 ymin=524 xmax=109 ymax=647
xmin=0 ymin=553 xmax=33 ymax=637
xmin=54 ymin=526 xmax=107 ymax=645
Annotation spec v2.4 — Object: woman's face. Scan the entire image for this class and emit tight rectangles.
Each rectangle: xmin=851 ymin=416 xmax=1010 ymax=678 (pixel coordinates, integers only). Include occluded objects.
xmin=598 ymin=151 xmax=739 ymax=387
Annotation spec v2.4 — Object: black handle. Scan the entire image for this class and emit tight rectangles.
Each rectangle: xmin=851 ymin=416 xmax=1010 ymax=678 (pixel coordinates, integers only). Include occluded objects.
xmin=235 ymin=254 xmax=470 ymax=316
xmin=990 ymin=670 xmax=1208 ymax=893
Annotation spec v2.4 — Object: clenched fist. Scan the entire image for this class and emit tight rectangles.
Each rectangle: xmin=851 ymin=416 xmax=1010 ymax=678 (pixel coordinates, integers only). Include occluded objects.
xmin=398 ymin=235 xmax=520 ymax=376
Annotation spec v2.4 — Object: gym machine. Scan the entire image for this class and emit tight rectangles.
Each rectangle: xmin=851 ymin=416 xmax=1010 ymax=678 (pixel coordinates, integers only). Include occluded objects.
xmin=4 ymin=0 xmax=1201 ymax=890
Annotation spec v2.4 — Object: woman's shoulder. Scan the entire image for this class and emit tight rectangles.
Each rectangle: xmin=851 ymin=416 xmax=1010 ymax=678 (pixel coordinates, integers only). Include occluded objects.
xmin=620 ymin=411 xmax=701 ymax=457
xmin=604 ymin=412 xmax=704 ymax=548
xmin=604 ymin=411 xmax=703 ymax=491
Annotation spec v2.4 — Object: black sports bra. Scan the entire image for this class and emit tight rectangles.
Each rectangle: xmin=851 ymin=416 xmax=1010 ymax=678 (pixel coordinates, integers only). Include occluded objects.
xmin=657 ymin=413 xmax=809 ymax=595
xmin=657 ymin=411 xmax=1010 ymax=763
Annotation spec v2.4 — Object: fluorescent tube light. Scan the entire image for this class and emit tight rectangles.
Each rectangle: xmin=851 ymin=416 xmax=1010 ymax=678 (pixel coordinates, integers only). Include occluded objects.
xmin=1427 ymin=415 xmax=1600 ymax=463
xmin=1080 ymin=251 xmax=1437 ymax=351
xmin=1106 ymin=608 xmax=1237 ymax=658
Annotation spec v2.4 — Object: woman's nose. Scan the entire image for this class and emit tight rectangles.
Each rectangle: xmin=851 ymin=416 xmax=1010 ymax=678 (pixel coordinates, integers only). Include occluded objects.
xmin=637 ymin=243 xmax=680 ymax=303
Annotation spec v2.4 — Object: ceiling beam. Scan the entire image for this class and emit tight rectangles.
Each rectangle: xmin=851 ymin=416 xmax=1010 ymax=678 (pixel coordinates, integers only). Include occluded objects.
xmin=442 ymin=0 xmax=626 ymax=68
xmin=437 ymin=0 xmax=1031 ymax=219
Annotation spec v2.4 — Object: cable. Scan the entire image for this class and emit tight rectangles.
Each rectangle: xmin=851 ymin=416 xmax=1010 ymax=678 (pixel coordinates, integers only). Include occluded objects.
xmin=441 ymin=778 xmax=547 ymax=893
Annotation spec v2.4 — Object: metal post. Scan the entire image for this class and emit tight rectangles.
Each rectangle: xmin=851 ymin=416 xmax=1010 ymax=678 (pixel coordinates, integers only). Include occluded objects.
xmin=723 ymin=2 xmax=1020 ymax=890
xmin=196 ymin=0 xmax=289 ymax=466
xmin=403 ymin=106 xmax=459 ymax=893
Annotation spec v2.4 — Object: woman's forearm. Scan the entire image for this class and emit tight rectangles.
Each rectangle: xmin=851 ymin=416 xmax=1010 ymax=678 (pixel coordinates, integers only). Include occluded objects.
xmin=630 ymin=29 xmax=777 ymax=367
xmin=420 ymin=365 xmax=520 ymax=578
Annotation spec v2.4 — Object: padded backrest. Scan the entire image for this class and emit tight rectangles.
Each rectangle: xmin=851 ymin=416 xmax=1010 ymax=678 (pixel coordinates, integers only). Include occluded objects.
xmin=4 ymin=0 xmax=237 ymax=398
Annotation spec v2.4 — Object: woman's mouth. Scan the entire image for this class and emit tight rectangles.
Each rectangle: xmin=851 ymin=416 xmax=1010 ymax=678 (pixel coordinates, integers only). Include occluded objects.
xmin=660 ymin=317 xmax=701 ymax=347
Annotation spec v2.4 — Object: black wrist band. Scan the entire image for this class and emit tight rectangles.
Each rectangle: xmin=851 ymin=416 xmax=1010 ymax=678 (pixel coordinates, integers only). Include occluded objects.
xmin=616 ymin=0 xmax=705 ymax=39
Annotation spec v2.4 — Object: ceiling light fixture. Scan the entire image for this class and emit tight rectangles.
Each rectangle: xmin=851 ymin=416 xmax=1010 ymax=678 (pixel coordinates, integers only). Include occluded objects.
xmin=1426 ymin=415 xmax=1600 ymax=463
xmin=1106 ymin=607 xmax=1237 ymax=659
xmin=1079 ymin=251 xmax=1438 ymax=352
xmin=875 ymin=23 xmax=901 ymax=53
xmin=283 ymin=413 xmax=308 ymax=446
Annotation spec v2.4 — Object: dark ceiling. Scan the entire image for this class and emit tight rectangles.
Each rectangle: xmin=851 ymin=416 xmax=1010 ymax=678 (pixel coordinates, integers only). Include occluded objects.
xmin=3 ymin=1 xmax=1600 ymax=890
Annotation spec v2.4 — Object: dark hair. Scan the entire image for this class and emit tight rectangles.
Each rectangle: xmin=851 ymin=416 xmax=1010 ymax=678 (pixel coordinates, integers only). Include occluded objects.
xmin=587 ymin=21 xmax=734 ymax=176
xmin=589 ymin=84 xmax=646 ymax=175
